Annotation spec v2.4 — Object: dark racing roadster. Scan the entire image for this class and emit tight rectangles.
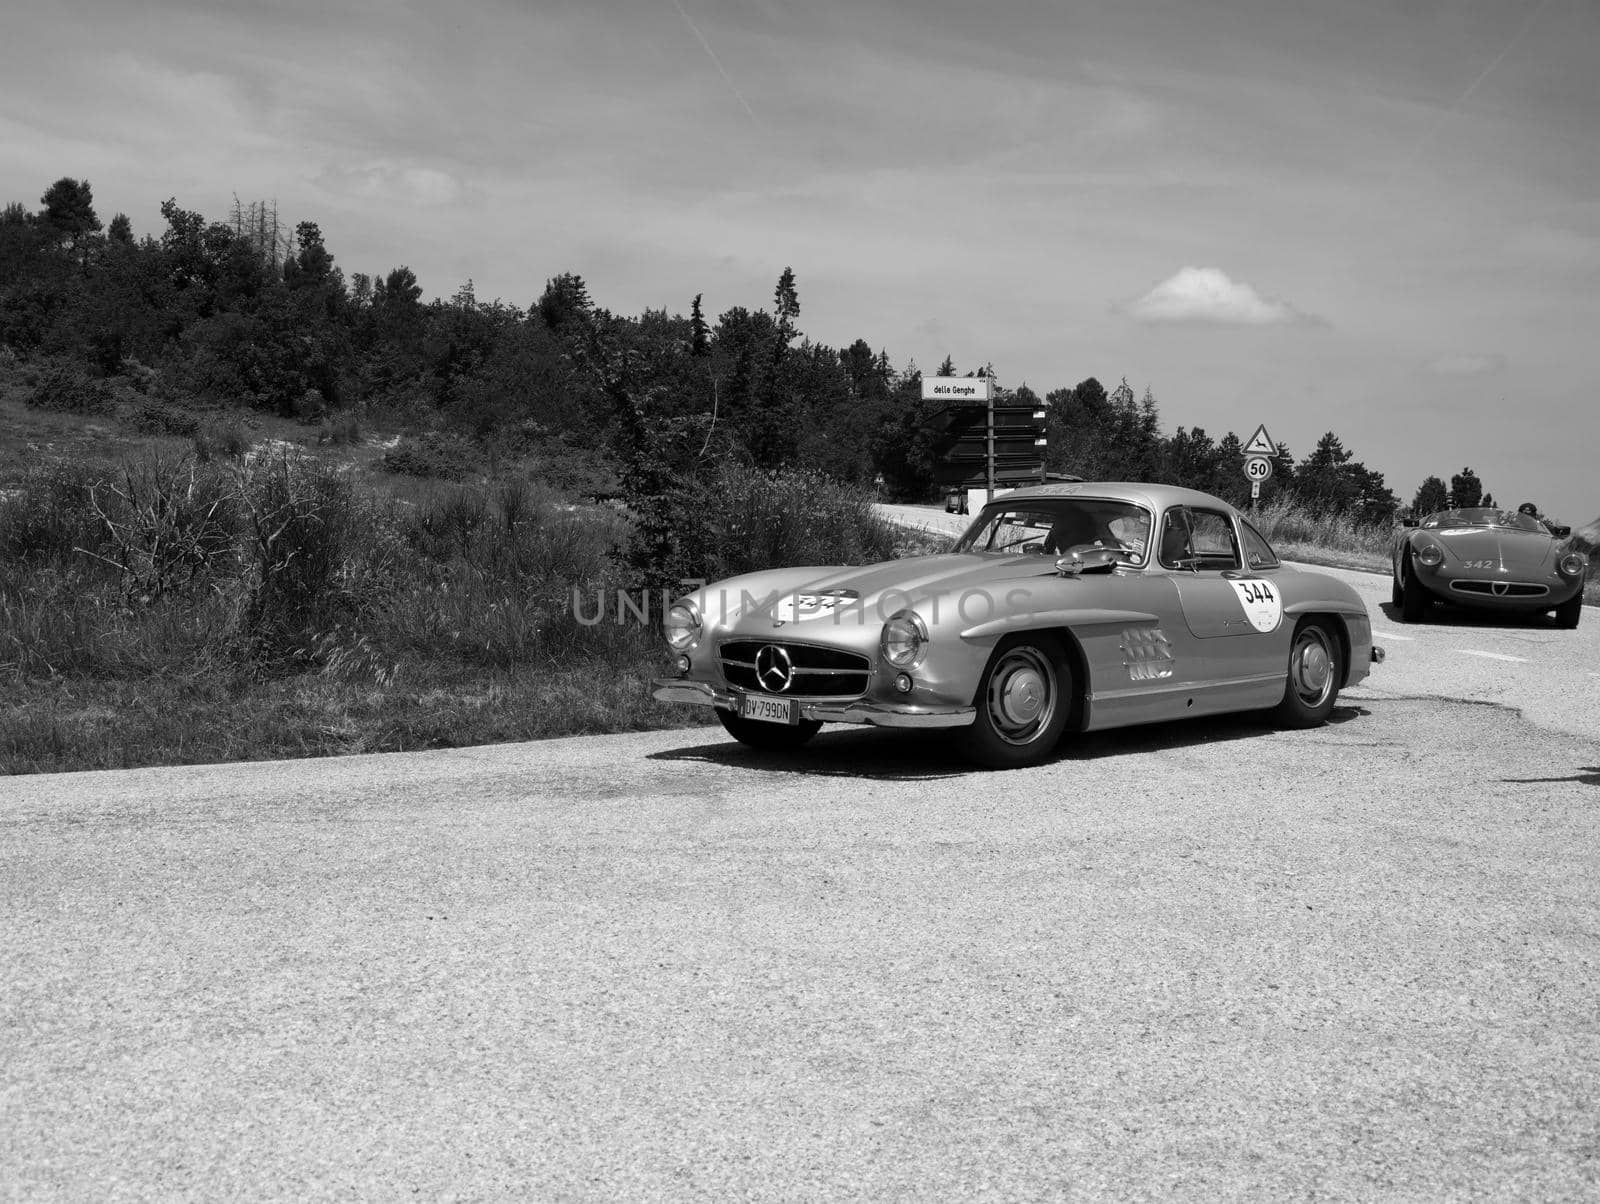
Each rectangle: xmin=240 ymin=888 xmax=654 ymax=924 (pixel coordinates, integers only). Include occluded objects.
xmin=1391 ymin=507 xmax=1588 ymax=628
xmin=653 ymin=482 xmax=1384 ymax=768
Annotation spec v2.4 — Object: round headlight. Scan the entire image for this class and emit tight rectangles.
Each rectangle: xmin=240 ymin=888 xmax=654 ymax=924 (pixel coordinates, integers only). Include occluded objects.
xmin=1560 ymin=551 xmax=1588 ymax=578
xmin=1415 ymin=543 xmax=1444 ymax=568
xmin=880 ymin=611 xmax=928 ymax=668
xmin=663 ymin=602 xmax=700 ymax=652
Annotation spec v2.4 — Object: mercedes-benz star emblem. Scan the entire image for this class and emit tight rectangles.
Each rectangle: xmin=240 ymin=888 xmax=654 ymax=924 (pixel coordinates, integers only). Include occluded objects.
xmin=755 ymin=644 xmax=795 ymax=693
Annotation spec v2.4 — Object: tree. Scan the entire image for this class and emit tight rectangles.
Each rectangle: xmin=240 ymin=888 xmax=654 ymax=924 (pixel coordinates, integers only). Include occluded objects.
xmin=107 ymin=213 xmax=133 ymax=244
xmin=536 ymin=272 xmax=592 ymax=334
xmin=773 ymin=267 xmax=799 ymax=329
xmin=936 ymin=355 xmax=956 ymax=377
xmin=1294 ymin=432 xmax=1358 ymax=515
xmin=689 ymin=293 xmax=709 ymax=356
xmin=1449 ymin=467 xmax=1484 ymax=509
xmin=1411 ymin=475 xmax=1449 ymax=516
xmin=39 ymin=177 xmax=101 ymax=253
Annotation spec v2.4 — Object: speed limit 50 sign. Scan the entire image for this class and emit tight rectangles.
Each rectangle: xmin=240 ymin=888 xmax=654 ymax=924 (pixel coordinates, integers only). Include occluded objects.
xmin=1243 ymin=454 xmax=1273 ymax=482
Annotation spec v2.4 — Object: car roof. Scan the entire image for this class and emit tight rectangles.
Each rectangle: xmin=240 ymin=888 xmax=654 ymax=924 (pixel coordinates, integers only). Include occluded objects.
xmin=997 ymin=480 xmax=1241 ymax=514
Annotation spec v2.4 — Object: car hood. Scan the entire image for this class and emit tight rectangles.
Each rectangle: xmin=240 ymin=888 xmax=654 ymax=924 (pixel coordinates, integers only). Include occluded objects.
xmin=703 ymin=553 xmax=1068 ymax=631
xmin=1421 ymin=526 xmax=1560 ymax=571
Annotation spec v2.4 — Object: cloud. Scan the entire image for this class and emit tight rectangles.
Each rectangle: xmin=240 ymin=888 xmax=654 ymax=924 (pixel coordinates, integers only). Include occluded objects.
xmin=1426 ymin=353 xmax=1506 ymax=377
xmin=1122 ymin=266 xmax=1311 ymax=326
xmin=314 ymin=162 xmax=474 ymax=209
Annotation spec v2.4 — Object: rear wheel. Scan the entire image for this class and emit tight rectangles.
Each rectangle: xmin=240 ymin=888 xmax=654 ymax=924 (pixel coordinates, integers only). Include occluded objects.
xmin=957 ymin=634 xmax=1072 ymax=769
xmin=1272 ymin=619 xmax=1342 ymax=729
xmin=1554 ymin=592 xmax=1584 ymax=630
xmin=716 ymin=709 xmax=823 ymax=751
xmin=1399 ymin=555 xmax=1429 ymax=623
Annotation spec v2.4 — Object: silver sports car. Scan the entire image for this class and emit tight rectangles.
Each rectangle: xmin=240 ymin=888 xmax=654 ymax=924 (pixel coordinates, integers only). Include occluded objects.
xmin=653 ymin=482 xmax=1384 ymax=768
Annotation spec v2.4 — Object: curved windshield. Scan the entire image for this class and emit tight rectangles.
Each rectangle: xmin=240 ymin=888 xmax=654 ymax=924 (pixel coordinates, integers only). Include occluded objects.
xmin=954 ymin=498 xmax=1153 ymax=565
xmin=1421 ymin=508 xmax=1545 ymax=533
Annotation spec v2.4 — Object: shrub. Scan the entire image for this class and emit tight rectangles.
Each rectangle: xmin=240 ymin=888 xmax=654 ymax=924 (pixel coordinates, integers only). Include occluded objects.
xmin=73 ymin=453 xmax=244 ymax=605
xmin=319 ymin=415 xmax=362 ymax=446
xmin=194 ymin=418 xmax=253 ymax=462
xmin=240 ymin=451 xmax=362 ymax=663
xmin=380 ymin=432 xmax=478 ymax=480
xmin=699 ymin=464 xmax=900 ymax=579
xmin=0 ymin=461 xmax=108 ymax=566
xmin=129 ymin=399 xmax=202 ymax=438
xmin=27 ymin=365 xmax=115 ymax=414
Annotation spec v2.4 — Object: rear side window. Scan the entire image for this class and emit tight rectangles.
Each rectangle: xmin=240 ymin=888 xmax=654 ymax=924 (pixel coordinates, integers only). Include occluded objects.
xmin=1240 ymin=519 xmax=1279 ymax=570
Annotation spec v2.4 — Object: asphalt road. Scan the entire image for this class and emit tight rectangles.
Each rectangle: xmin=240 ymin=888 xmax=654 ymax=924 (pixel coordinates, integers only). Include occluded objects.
xmin=4 ymin=556 xmax=1599 ymax=1200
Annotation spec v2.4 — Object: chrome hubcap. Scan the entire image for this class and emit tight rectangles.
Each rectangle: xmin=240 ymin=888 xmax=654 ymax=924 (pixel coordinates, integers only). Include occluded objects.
xmin=987 ymin=649 xmax=1057 ymax=744
xmin=1291 ymin=631 xmax=1334 ymax=706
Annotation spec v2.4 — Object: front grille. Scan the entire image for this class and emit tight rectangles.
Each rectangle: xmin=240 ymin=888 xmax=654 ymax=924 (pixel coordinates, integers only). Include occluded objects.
xmin=719 ymin=639 xmax=871 ymax=698
xmin=1450 ymin=580 xmax=1549 ymax=598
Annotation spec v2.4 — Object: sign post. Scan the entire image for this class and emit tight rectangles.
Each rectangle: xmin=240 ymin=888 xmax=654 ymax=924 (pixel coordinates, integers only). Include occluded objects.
xmin=1243 ymin=453 xmax=1273 ymax=507
xmin=1240 ymin=424 xmax=1276 ymax=511
xmin=922 ymin=377 xmax=997 ymax=501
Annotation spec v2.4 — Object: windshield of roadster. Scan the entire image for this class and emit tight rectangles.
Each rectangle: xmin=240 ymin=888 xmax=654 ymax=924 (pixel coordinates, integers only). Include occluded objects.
xmin=954 ymin=498 xmax=1153 ymax=565
xmin=1421 ymin=508 xmax=1545 ymax=533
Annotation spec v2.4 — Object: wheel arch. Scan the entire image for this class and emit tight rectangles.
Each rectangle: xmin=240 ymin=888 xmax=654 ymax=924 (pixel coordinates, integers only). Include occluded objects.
xmin=965 ymin=624 xmax=1092 ymax=733
xmin=1284 ymin=609 xmax=1351 ymax=687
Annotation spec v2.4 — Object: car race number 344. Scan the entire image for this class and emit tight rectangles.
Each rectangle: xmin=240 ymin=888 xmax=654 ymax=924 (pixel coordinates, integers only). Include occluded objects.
xmin=1228 ymin=578 xmax=1283 ymax=633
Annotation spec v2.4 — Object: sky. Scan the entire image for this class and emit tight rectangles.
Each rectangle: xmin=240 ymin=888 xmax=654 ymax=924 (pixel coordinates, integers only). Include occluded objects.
xmin=4 ymin=0 xmax=1598 ymax=522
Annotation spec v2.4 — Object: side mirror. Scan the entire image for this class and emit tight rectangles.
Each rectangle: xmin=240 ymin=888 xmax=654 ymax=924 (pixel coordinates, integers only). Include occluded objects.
xmin=1550 ymin=524 xmax=1571 ymax=539
xmin=1400 ymin=518 xmax=1419 ymax=528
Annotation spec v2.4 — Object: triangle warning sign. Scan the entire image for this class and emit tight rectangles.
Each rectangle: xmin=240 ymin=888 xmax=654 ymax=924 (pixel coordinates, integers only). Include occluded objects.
xmin=1242 ymin=424 xmax=1275 ymax=457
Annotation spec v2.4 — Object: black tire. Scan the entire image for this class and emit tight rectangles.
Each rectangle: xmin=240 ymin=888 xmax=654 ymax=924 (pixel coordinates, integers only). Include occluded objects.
xmin=1272 ymin=619 xmax=1342 ymax=729
xmin=716 ymin=708 xmax=822 ymax=751
xmin=957 ymin=634 xmax=1072 ymax=769
xmin=1554 ymin=592 xmax=1584 ymax=630
xmin=1391 ymin=571 xmax=1403 ymax=609
xmin=1399 ymin=555 xmax=1428 ymax=623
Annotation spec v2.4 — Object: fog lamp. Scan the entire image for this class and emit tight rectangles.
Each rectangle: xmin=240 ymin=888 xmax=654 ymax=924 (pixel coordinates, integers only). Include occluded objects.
xmin=676 ymin=655 xmax=691 ymax=674
xmin=894 ymin=673 xmax=914 ymax=694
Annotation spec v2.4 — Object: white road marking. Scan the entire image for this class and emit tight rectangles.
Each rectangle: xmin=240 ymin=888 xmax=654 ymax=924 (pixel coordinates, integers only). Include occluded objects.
xmin=1380 ymin=632 xmax=1417 ymax=641
xmin=1459 ymin=650 xmax=1528 ymax=663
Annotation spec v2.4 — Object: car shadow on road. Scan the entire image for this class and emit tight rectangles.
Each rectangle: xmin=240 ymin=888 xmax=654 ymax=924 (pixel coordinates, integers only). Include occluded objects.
xmin=1377 ymin=601 xmax=1567 ymax=629
xmin=647 ymin=704 xmax=1371 ymax=779
xmin=1500 ymin=767 xmax=1600 ymax=789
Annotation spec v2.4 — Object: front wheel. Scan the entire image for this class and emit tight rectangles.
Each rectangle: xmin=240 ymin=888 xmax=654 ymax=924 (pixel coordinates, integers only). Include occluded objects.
xmin=1554 ymin=592 xmax=1584 ymax=630
xmin=1272 ymin=619 xmax=1342 ymax=729
xmin=716 ymin=709 xmax=823 ymax=751
xmin=1399 ymin=556 xmax=1429 ymax=623
xmin=957 ymin=634 xmax=1072 ymax=769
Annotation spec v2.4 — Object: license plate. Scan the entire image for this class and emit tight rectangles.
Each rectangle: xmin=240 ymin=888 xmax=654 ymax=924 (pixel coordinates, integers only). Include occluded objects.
xmin=737 ymin=693 xmax=798 ymax=725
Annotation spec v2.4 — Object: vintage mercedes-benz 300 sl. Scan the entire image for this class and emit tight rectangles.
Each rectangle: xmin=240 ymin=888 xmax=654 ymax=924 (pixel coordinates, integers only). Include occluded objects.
xmin=1391 ymin=506 xmax=1588 ymax=628
xmin=653 ymin=482 xmax=1384 ymax=768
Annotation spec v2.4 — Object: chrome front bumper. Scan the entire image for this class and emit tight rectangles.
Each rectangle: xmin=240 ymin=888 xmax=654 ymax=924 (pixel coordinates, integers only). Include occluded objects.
xmin=651 ymin=679 xmax=975 ymax=729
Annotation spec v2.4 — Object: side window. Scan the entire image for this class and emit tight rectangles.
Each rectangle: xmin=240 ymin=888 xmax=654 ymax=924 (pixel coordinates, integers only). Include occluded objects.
xmin=1188 ymin=510 xmax=1241 ymax=570
xmin=1158 ymin=510 xmax=1193 ymax=567
xmin=1239 ymin=519 xmax=1279 ymax=570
